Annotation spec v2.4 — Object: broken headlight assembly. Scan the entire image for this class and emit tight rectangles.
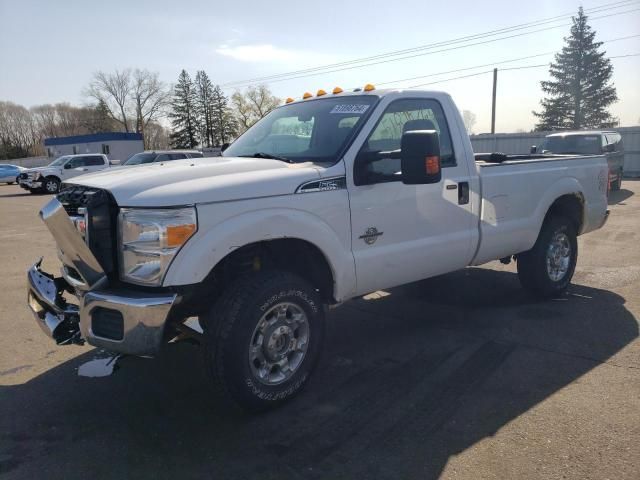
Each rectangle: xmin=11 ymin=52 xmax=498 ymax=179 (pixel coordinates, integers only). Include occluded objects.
xmin=118 ymin=207 xmax=197 ymax=286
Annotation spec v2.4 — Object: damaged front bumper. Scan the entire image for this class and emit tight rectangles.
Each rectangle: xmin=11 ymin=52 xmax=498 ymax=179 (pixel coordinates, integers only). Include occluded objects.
xmin=26 ymin=197 xmax=179 ymax=357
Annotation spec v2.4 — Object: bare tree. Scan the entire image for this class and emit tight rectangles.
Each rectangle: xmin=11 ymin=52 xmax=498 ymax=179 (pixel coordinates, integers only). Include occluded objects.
xmin=231 ymin=85 xmax=280 ymax=133
xmin=86 ymin=69 xmax=133 ymax=131
xmin=462 ymin=110 xmax=477 ymax=134
xmin=132 ymin=69 xmax=170 ymax=146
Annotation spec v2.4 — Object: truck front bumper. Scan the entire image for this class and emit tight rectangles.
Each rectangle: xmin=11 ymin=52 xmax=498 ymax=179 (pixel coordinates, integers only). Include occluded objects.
xmin=19 ymin=179 xmax=42 ymax=190
xmin=27 ymin=260 xmax=178 ymax=356
xmin=26 ymin=197 xmax=179 ymax=357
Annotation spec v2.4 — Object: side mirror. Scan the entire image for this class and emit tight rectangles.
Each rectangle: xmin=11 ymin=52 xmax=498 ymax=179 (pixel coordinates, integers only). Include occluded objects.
xmin=603 ymin=143 xmax=615 ymax=153
xmin=221 ymin=143 xmax=230 ymax=152
xmin=63 ymin=163 xmax=73 ymax=169
xmin=530 ymin=145 xmax=537 ymax=154
xmin=400 ymin=130 xmax=442 ymax=185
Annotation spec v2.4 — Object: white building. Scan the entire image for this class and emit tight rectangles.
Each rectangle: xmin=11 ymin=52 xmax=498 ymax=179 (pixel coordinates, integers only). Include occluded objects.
xmin=44 ymin=132 xmax=144 ymax=162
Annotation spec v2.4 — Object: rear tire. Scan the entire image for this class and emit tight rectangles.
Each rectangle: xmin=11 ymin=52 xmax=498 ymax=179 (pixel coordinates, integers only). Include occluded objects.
xmin=202 ymin=271 xmax=324 ymax=412
xmin=517 ymin=215 xmax=578 ymax=298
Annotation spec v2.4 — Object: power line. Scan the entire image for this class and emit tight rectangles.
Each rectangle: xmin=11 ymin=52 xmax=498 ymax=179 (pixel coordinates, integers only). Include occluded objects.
xmin=361 ymin=35 xmax=640 ymax=91
xmin=221 ymin=0 xmax=640 ymax=87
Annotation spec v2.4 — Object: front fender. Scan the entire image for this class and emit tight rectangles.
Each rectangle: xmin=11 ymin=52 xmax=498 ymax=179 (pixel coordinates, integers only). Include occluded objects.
xmin=163 ymin=205 xmax=356 ymax=302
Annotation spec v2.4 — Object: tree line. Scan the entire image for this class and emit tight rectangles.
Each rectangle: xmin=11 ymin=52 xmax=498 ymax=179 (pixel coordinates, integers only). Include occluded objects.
xmin=0 ymin=68 xmax=280 ymax=160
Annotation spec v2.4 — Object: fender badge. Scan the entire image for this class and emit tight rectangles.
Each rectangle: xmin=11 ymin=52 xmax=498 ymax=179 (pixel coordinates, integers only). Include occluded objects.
xmin=359 ymin=227 xmax=383 ymax=245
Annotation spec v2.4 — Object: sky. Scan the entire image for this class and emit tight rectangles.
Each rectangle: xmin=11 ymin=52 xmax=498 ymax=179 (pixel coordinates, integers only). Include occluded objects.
xmin=0 ymin=0 xmax=638 ymax=133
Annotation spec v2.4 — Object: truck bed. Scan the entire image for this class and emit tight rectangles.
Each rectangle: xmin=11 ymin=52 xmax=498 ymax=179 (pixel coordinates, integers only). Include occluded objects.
xmin=471 ymin=153 xmax=608 ymax=266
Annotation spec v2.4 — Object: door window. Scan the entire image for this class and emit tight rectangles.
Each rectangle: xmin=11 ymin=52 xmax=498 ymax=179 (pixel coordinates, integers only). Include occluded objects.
xmin=155 ymin=154 xmax=171 ymax=162
xmin=355 ymin=98 xmax=455 ymax=185
xmin=169 ymin=153 xmax=187 ymax=160
xmin=84 ymin=156 xmax=104 ymax=166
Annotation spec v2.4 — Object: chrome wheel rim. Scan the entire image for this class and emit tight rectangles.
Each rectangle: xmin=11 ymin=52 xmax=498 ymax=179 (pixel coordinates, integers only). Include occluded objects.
xmin=249 ymin=302 xmax=310 ymax=386
xmin=45 ymin=180 xmax=58 ymax=193
xmin=546 ymin=232 xmax=571 ymax=282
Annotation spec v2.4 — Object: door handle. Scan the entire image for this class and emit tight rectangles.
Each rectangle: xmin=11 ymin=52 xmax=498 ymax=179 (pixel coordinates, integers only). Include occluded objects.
xmin=458 ymin=182 xmax=469 ymax=205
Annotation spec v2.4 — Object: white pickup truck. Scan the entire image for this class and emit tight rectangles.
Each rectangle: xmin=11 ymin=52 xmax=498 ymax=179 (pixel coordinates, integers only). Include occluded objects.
xmin=19 ymin=153 xmax=116 ymax=194
xmin=27 ymin=87 xmax=609 ymax=411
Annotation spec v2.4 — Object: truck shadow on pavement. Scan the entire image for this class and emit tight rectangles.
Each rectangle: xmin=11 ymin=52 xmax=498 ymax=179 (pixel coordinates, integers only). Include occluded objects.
xmin=0 ymin=268 xmax=637 ymax=479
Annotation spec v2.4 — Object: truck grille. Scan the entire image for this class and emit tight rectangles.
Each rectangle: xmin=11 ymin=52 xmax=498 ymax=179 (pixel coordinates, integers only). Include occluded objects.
xmin=57 ymin=185 xmax=118 ymax=277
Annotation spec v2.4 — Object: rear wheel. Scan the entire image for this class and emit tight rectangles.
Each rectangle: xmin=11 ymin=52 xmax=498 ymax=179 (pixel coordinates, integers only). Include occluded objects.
xmin=517 ymin=215 xmax=578 ymax=298
xmin=202 ymin=271 xmax=324 ymax=412
xmin=43 ymin=177 xmax=60 ymax=194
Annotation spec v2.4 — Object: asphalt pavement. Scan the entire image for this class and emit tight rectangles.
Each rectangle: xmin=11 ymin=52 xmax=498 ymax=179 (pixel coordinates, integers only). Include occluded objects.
xmin=0 ymin=182 xmax=638 ymax=479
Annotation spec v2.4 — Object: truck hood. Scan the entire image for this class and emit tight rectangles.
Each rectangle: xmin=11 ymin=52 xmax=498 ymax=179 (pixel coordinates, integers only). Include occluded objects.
xmin=66 ymin=157 xmax=322 ymax=206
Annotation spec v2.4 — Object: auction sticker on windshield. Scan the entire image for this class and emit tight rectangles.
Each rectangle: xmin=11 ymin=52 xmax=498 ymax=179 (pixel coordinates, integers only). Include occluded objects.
xmin=330 ymin=104 xmax=370 ymax=114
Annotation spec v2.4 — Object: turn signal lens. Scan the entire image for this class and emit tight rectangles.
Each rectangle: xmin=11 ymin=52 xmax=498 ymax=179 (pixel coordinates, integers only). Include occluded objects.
xmin=302 ymin=92 xmax=313 ymax=99
xmin=285 ymin=97 xmax=294 ymax=103
xmin=317 ymin=89 xmax=327 ymax=96
xmin=425 ymin=156 xmax=440 ymax=175
xmin=364 ymin=83 xmax=376 ymax=91
xmin=166 ymin=223 xmax=196 ymax=248
xmin=332 ymin=86 xmax=343 ymax=94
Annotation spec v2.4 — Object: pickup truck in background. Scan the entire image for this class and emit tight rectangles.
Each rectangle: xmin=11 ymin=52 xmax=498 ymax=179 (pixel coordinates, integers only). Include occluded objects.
xmin=19 ymin=153 xmax=117 ymax=194
xmin=27 ymin=87 xmax=610 ymax=411
xmin=531 ymin=130 xmax=625 ymax=190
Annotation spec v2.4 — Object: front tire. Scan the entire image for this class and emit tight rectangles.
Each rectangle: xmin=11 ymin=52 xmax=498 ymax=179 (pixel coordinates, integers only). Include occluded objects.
xmin=517 ymin=215 xmax=578 ymax=298
xmin=43 ymin=176 xmax=60 ymax=194
xmin=202 ymin=271 xmax=324 ymax=412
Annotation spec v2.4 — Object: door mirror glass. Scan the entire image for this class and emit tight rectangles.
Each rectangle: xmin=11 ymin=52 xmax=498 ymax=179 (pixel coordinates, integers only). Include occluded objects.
xmin=400 ymin=130 xmax=441 ymax=185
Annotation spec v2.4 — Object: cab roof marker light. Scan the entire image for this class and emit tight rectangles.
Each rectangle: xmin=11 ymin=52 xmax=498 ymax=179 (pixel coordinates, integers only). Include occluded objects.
xmin=316 ymin=89 xmax=327 ymax=96
xmin=332 ymin=86 xmax=343 ymax=94
xmin=285 ymin=97 xmax=294 ymax=104
xmin=302 ymin=92 xmax=313 ymax=99
xmin=364 ymin=83 xmax=375 ymax=92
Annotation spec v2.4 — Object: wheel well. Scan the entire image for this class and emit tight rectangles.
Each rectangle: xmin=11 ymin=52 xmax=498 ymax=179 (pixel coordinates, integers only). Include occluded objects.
xmin=545 ymin=194 xmax=584 ymax=233
xmin=206 ymin=239 xmax=336 ymax=305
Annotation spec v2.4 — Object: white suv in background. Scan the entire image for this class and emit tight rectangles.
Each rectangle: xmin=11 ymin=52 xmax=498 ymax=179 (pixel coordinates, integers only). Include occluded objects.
xmin=19 ymin=154 xmax=115 ymax=194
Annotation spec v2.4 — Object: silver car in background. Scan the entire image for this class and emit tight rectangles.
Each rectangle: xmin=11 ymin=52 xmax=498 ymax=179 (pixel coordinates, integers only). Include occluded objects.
xmin=0 ymin=164 xmax=26 ymax=184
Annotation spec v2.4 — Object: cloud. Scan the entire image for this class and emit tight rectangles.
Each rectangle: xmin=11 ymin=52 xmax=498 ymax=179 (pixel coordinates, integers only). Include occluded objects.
xmin=215 ymin=44 xmax=300 ymax=62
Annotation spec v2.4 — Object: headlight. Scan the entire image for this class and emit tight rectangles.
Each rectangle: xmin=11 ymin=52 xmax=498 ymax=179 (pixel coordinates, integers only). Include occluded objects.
xmin=118 ymin=207 xmax=197 ymax=286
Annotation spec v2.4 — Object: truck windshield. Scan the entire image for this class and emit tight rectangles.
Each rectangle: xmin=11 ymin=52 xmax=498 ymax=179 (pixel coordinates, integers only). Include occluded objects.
xmin=223 ymin=95 xmax=378 ymax=163
xmin=541 ymin=135 xmax=602 ymax=155
xmin=48 ymin=156 xmax=70 ymax=167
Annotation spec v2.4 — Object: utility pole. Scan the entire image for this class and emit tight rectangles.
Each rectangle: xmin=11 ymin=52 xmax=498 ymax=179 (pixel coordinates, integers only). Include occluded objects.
xmin=491 ymin=68 xmax=497 ymax=134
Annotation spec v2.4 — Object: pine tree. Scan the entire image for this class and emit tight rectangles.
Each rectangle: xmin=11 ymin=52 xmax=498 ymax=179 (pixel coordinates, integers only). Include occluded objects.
xmin=533 ymin=7 xmax=617 ymax=131
xmin=211 ymin=85 xmax=237 ymax=145
xmin=169 ymin=70 xmax=199 ymax=148
xmin=194 ymin=70 xmax=215 ymax=147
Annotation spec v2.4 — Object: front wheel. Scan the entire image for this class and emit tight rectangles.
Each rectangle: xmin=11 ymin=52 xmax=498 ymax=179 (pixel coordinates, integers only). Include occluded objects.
xmin=202 ymin=271 xmax=324 ymax=412
xmin=43 ymin=177 xmax=60 ymax=194
xmin=517 ymin=215 xmax=578 ymax=298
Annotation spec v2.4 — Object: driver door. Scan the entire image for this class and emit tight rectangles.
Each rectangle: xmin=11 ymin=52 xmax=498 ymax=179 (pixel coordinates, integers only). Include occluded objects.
xmin=349 ymin=97 xmax=476 ymax=295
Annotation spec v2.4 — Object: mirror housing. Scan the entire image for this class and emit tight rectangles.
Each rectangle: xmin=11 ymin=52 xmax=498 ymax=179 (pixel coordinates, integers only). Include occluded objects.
xmin=530 ymin=145 xmax=537 ymax=154
xmin=63 ymin=162 xmax=73 ymax=169
xmin=603 ymin=143 xmax=615 ymax=153
xmin=221 ymin=142 xmax=230 ymax=152
xmin=400 ymin=130 xmax=442 ymax=185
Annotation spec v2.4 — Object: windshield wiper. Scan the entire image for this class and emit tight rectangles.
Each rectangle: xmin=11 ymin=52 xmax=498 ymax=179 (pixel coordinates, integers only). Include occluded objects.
xmin=240 ymin=152 xmax=293 ymax=163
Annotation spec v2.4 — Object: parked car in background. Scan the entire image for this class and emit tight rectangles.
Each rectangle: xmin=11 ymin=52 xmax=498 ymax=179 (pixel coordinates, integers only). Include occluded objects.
xmin=18 ymin=154 xmax=117 ymax=194
xmin=532 ymin=131 xmax=625 ymax=190
xmin=123 ymin=150 xmax=203 ymax=166
xmin=0 ymin=164 xmax=27 ymax=184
